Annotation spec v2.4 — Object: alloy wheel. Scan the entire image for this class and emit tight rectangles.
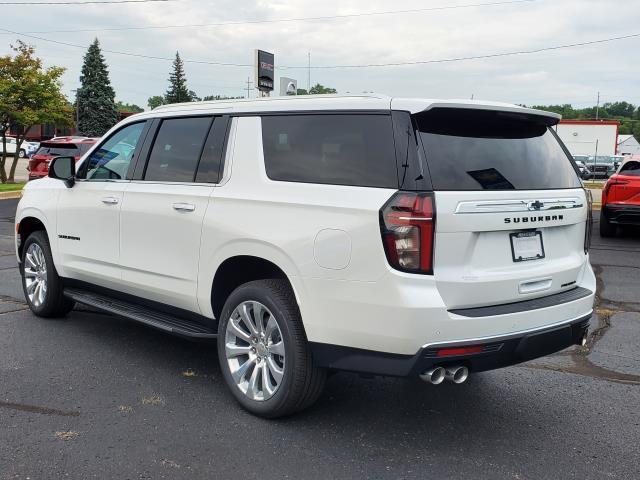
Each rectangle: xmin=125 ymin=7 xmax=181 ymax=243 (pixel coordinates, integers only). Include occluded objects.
xmin=23 ymin=243 xmax=47 ymax=307
xmin=224 ymin=301 xmax=285 ymax=401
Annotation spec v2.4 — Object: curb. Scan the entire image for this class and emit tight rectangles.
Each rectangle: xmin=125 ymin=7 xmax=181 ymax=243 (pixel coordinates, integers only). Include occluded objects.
xmin=0 ymin=191 xmax=22 ymax=200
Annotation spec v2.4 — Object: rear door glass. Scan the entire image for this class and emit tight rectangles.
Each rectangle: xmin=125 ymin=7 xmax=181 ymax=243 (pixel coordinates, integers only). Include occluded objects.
xmin=415 ymin=108 xmax=581 ymax=190
xmin=262 ymin=114 xmax=398 ymax=188
xmin=145 ymin=117 xmax=212 ymax=182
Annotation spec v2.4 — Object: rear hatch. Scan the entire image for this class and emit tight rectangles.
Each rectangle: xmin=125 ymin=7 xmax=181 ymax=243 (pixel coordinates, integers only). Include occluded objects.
xmin=414 ymin=107 xmax=588 ymax=309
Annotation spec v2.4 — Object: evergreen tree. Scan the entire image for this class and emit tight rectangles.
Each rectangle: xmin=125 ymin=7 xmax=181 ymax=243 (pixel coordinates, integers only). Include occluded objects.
xmin=76 ymin=38 xmax=118 ymax=137
xmin=165 ymin=52 xmax=194 ymax=104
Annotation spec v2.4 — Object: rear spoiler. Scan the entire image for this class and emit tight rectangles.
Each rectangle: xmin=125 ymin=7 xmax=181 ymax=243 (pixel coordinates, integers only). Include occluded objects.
xmin=391 ymin=99 xmax=561 ymax=127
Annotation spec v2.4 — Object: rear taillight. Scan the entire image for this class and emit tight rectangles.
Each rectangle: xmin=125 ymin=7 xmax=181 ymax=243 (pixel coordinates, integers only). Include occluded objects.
xmin=584 ymin=189 xmax=593 ymax=254
xmin=380 ymin=192 xmax=435 ymax=274
xmin=603 ymin=178 xmax=629 ymax=196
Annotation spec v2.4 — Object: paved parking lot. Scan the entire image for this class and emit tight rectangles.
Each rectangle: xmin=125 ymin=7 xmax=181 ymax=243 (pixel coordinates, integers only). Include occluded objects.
xmin=0 ymin=198 xmax=638 ymax=479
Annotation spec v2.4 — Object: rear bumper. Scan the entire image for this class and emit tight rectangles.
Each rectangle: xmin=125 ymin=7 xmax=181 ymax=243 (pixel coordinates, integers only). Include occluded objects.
xmin=603 ymin=204 xmax=640 ymax=225
xmin=310 ymin=313 xmax=591 ymax=377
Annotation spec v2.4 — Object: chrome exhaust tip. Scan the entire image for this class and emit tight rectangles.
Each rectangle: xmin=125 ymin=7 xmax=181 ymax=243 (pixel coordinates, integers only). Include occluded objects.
xmin=420 ymin=366 xmax=446 ymax=385
xmin=580 ymin=330 xmax=589 ymax=347
xmin=445 ymin=366 xmax=469 ymax=384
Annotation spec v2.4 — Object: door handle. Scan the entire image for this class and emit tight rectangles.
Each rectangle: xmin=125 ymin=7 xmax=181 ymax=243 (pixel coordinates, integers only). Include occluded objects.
xmin=172 ymin=202 xmax=196 ymax=212
xmin=101 ymin=196 xmax=119 ymax=205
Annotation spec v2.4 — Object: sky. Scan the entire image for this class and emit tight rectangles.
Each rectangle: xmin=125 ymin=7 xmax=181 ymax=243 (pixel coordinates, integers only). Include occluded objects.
xmin=0 ymin=0 xmax=638 ymax=110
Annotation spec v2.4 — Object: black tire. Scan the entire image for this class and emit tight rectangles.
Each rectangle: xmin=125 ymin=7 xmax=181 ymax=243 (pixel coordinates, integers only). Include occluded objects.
xmin=20 ymin=231 xmax=75 ymax=318
xmin=599 ymin=213 xmax=616 ymax=238
xmin=19 ymin=149 xmax=26 ymax=158
xmin=217 ymin=279 xmax=326 ymax=418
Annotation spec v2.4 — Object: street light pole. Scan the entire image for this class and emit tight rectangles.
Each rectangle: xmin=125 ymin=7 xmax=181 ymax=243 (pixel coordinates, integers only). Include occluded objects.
xmin=71 ymin=89 xmax=79 ymax=134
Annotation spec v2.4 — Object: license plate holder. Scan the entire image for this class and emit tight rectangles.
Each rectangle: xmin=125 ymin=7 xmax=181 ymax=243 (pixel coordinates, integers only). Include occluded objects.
xmin=510 ymin=230 xmax=545 ymax=262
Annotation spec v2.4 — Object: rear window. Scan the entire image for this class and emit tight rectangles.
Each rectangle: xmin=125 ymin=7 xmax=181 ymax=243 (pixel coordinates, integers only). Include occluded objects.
xmin=415 ymin=109 xmax=581 ymax=190
xmin=35 ymin=144 xmax=78 ymax=156
xmin=262 ymin=114 xmax=397 ymax=188
xmin=619 ymin=161 xmax=640 ymax=176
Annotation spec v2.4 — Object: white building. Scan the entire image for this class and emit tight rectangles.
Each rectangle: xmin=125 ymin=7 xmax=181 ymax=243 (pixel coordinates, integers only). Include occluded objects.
xmin=554 ymin=120 xmax=619 ymax=156
xmin=617 ymin=134 xmax=640 ymax=156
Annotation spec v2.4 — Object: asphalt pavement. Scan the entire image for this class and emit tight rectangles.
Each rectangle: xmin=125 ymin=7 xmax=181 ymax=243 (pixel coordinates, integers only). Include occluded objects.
xmin=1 ymin=198 xmax=639 ymax=479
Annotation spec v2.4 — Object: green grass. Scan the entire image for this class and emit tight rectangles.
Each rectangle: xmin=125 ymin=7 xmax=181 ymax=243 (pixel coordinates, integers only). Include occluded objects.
xmin=582 ymin=181 xmax=604 ymax=189
xmin=0 ymin=182 xmax=25 ymax=192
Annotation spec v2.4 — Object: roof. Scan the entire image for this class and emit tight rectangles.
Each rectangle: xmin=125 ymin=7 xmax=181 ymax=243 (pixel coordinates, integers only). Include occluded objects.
xmin=135 ymin=94 xmax=560 ymax=123
xmin=41 ymin=137 xmax=99 ymax=145
xmin=618 ymin=134 xmax=639 ymax=145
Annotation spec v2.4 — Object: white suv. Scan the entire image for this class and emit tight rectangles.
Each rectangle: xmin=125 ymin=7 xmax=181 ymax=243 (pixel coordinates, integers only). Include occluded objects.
xmin=15 ymin=95 xmax=595 ymax=417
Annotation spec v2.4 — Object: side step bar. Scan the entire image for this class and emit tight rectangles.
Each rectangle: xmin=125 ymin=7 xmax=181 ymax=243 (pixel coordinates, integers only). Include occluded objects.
xmin=64 ymin=288 xmax=217 ymax=340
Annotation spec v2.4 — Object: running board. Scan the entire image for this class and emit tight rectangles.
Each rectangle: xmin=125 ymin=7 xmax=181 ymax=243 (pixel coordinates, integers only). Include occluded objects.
xmin=64 ymin=288 xmax=217 ymax=340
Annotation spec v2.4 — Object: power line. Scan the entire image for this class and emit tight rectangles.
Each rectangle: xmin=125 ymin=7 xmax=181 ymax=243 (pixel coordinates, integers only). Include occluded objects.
xmin=0 ymin=0 xmax=169 ymax=4
xmin=1 ymin=27 xmax=639 ymax=69
xmin=280 ymin=33 xmax=640 ymax=69
xmin=12 ymin=0 xmax=537 ymax=33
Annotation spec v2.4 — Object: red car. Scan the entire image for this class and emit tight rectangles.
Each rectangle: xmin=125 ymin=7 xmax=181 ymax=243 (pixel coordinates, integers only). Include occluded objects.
xmin=600 ymin=158 xmax=640 ymax=237
xmin=28 ymin=137 xmax=98 ymax=181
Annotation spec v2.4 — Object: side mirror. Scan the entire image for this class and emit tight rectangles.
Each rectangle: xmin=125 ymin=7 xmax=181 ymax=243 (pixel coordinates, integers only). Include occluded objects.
xmin=49 ymin=156 xmax=76 ymax=188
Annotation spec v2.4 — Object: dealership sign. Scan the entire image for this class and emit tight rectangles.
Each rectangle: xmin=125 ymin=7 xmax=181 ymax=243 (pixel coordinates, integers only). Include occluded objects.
xmin=255 ymin=49 xmax=274 ymax=92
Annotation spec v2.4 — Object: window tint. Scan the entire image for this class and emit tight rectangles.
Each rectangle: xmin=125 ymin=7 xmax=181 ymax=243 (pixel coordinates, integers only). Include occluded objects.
xmin=35 ymin=144 xmax=78 ymax=156
xmin=262 ymin=114 xmax=397 ymax=188
xmin=83 ymin=122 xmax=146 ymax=181
xmin=195 ymin=116 xmax=230 ymax=184
xmin=620 ymin=161 xmax=640 ymax=176
xmin=415 ymin=108 xmax=581 ymax=190
xmin=145 ymin=117 xmax=212 ymax=182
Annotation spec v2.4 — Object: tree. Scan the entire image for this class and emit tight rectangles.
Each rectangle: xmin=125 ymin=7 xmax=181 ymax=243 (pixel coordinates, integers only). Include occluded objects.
xmin=309 ymin=83 xmax=337 ymax=95
xmin=76 ymin=38 xmax=118 ymax=137
xmin=0 ymin=41 xmax=71 ymax=183
xmin=147 ymin=95 xmax=165 ymax=110
xmin=296 ymin=88 xmax=309 ymax=95
xmin=165 ymin=52 xmax=195 ymax=104
xmin=116 ymin=101 xmax=143 ymax=113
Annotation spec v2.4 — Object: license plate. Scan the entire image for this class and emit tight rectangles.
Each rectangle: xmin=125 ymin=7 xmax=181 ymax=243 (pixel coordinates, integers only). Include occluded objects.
xmin=510 ymin=231 xmax=545 ymax=262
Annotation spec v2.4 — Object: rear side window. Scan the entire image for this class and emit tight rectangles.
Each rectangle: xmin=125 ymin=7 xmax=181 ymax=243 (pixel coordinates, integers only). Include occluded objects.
xmin=415 ymin=108 xmax=582 ymax=190
xmin=262 ymin=114 xmax=397 ymax=188
xmin=195 ymin=116 xmax=230 ymax=184
xmin=619 ymin=161 xmax=640 ymax=176
xmin=145 ymin=117 xmax=212 ymax=182
xmin=35 ymin=144 xmax=78 ymax=156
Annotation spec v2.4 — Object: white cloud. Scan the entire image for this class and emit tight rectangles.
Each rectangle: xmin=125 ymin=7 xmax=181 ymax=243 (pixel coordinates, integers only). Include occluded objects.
xmin=1 ymin=0 xmax=638 ymax=108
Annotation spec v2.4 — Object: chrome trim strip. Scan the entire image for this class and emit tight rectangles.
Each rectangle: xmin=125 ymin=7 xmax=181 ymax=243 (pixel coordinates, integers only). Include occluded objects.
xmin=421 ymin=310 xmax=593 ymax=350
xmin=455 ymin=197 xmax=583 ymax=214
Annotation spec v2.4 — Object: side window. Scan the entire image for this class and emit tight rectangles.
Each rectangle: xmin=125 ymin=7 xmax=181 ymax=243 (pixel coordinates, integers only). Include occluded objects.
xmin=83 ymin=122 xmax=146 ymax=181
xmin=195 ymin=116 xmax=230 ymax=184
xmin=144 ymin=117 xmax=212 ymax=182
xmin=261 ymin=114 xmax=398 ymax=188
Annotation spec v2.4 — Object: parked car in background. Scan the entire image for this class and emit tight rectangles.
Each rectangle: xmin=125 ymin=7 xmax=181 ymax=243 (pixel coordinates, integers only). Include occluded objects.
xmin=27 ymin=137 xmax=98 ymax=181
xmin=572 ymin=155 xmax=588 ymax=176
xmin=600 ymin=158 xmax=640 ymax=236
xmin=582 ymin=155 xmax=618 ymax=179
xmin=0 ymin=136 xmax=28 ymax=158
xmin=24 ymin=141 xmax=40 ymax=158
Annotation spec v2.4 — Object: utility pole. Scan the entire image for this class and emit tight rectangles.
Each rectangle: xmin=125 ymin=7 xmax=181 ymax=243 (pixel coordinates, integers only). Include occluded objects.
xmin=307 ymin=52 xmax=311 ymax=91
xmin=245 ymin=77 xmax=253 ymax=99
xmin=71 ymin=89 xmax=79 ymax=134
xmin=596 ymin=91 xmax=600 ymax=120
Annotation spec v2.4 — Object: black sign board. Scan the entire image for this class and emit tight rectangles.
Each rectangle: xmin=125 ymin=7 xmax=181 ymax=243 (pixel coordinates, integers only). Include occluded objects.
xmin=255 ymin=49 xmax=274 ymax=92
